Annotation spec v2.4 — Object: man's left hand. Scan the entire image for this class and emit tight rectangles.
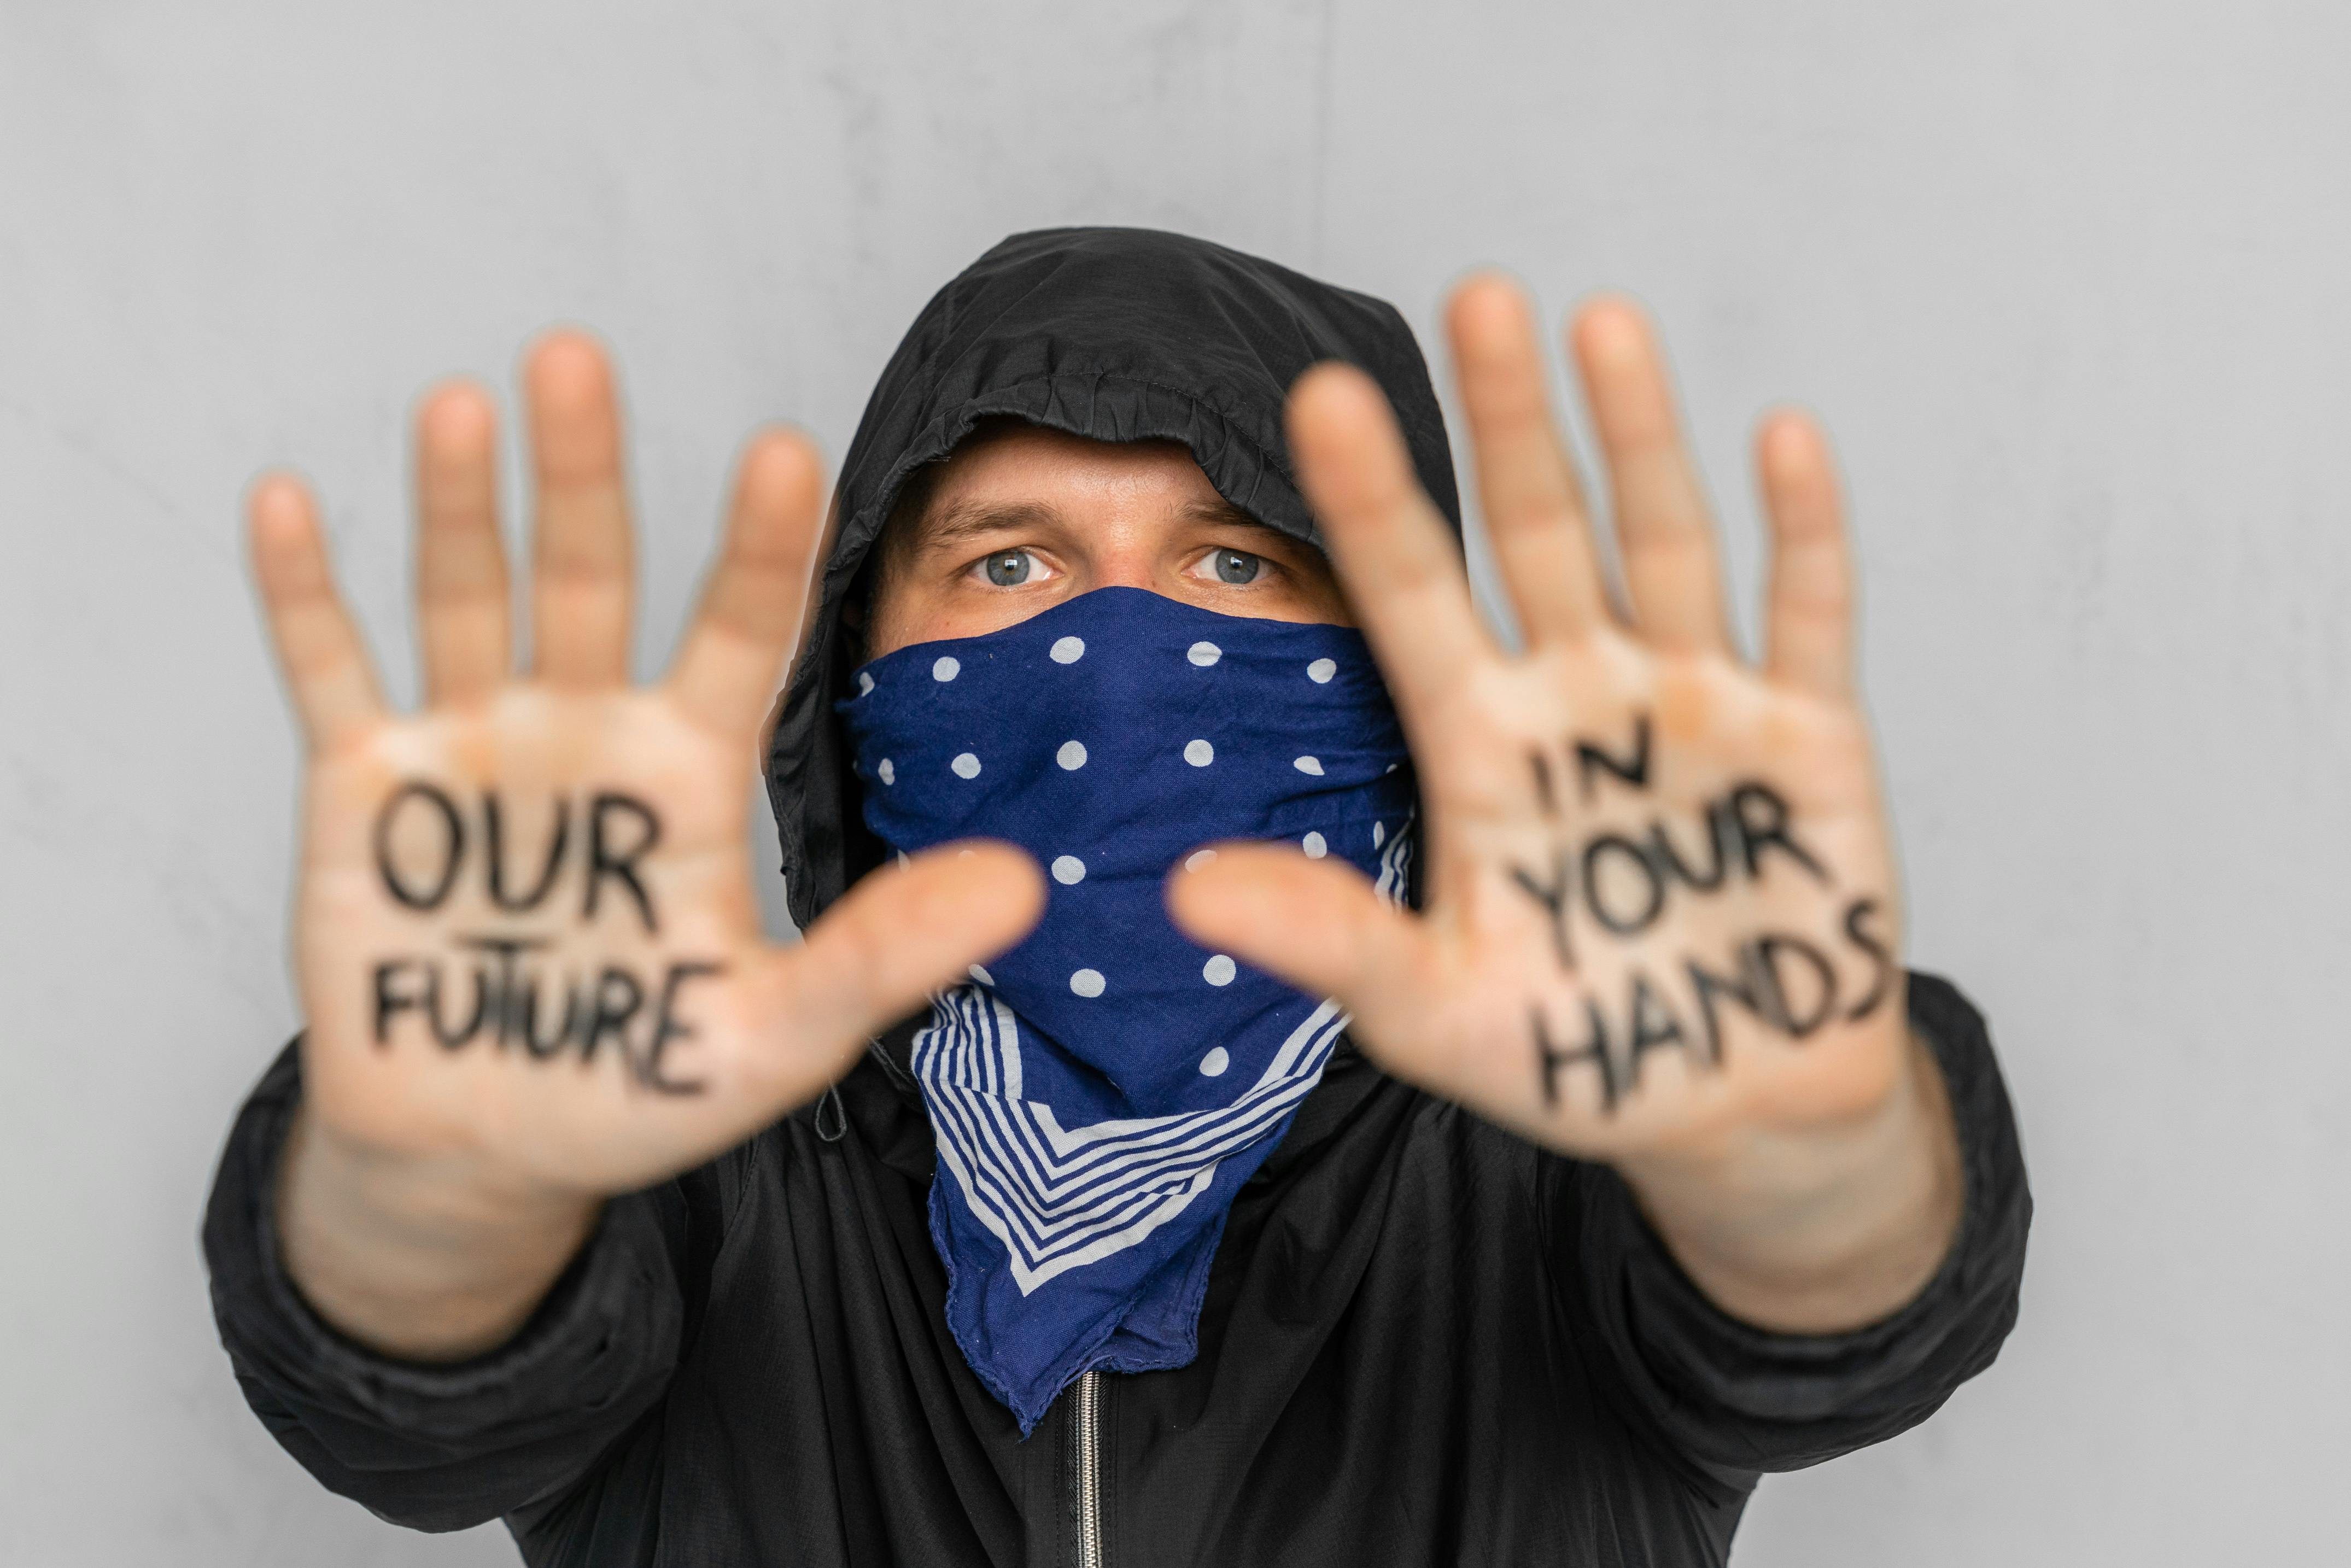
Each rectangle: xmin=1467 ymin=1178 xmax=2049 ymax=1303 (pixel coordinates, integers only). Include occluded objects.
xmin=1169 ymin=277 xmax=1963 ymax=1333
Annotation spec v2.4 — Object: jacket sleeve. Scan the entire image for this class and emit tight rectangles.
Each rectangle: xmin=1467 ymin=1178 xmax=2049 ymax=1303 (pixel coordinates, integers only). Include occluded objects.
xmin=202 ymin=1043 xmax=691 ymax=1533
xmin=1541 ymin=972 xmax=2032 ymax=1482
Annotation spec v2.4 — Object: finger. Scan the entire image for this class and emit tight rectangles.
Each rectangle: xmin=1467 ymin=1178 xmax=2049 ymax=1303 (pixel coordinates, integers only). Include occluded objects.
xmin=1286 ymin=363 xmax=1497 ymax=722
xmin=1571 ymin=299 xmax=1733 ymax=654
xmin=757 ymin=842 xmax=1046 ymax=1055
xmin=664 ymin=428 xmax=824 ymax=738
xmin=413 ymin=381 xmax=512 ymax=705
xmin=247 ymin=474 xmax=387 ymax=753
xmin=1757 ymin=411 xmax=1855 ymax=699
xmin=1165 ymin=842 xmax=1426 ymax=1022
xmin=1446 ymin=274 xmax=1611 ymax=643
xmin=525 ymin=331 xmax=634 ymax=687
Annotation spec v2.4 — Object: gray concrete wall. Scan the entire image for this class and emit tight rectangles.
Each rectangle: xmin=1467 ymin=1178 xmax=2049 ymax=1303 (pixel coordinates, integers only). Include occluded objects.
xmin=2 ymin=2 xmax=2341 ymax=1561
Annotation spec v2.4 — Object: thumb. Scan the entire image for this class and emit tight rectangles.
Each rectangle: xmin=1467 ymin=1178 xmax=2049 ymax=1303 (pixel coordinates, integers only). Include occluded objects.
xmin=756 ymin=840 xmax=1045 ymax=1055
xmin=1165 ymin=842 xmax=1424 ymax=1021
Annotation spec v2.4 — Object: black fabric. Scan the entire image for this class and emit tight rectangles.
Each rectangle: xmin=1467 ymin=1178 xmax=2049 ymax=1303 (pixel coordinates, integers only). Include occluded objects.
xmin=204 ymin=227 xmax=2032 ymax=1566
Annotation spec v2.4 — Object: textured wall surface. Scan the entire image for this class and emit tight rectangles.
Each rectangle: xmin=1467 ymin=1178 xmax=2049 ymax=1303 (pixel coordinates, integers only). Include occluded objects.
xmin=1 ymin=3 xmax=2342 ymax=1563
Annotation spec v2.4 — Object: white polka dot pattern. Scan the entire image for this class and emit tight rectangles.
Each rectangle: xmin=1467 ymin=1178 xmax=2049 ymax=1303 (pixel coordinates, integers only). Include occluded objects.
xmin=839 ymin=588 xmax=1416 ymax=1335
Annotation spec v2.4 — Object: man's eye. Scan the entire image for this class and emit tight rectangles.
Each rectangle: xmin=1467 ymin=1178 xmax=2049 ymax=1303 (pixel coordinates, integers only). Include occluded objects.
xmin=1208 ymin=549 xmax=1262 ymax=586
xmin=982 ymin=549 xmax=1036 ymax=587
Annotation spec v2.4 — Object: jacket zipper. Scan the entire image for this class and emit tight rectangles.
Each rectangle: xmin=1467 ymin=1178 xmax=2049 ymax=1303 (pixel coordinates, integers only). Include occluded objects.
xmin=1074 ymin=1369 xmax=1105 ymax=1568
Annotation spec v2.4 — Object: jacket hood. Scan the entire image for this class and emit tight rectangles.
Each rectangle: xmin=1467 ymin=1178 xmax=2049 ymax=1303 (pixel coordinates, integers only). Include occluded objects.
xmin=764 ymin=225 xmax=1460 ymax=929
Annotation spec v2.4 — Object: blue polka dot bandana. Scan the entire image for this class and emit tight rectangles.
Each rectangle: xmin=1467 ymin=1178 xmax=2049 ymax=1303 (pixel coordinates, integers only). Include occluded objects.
xmin=840 ymin=586 xmax=1416 ymax=1433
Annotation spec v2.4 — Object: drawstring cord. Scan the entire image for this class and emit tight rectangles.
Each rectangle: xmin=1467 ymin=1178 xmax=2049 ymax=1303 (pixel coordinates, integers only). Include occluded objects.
xmin=818 ymin=1032 xmax=914 ymax=1143
xmin=867 ymin=1031 xmax=916 ymax=1090
xmin=814 ymin=1081 xmax=847 ymax=1142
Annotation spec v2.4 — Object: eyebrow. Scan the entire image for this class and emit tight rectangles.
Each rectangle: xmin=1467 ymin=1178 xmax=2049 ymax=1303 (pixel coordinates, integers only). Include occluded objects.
xmin=904 ymin=494 xmax=1280 ymax=557
xmin=905 ymin=499 xmax=1060 ymax=556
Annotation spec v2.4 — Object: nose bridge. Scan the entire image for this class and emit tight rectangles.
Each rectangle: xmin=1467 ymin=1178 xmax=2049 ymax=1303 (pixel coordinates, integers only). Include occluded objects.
xmin=1073 ymin=503 xmax=1177 ymax=593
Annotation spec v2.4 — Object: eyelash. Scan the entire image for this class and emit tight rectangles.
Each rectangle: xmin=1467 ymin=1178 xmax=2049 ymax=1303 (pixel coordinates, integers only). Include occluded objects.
xmin=1189 ymin=548 xmax=1272 ymax=587
xmin=962 ymin=546 xmax=1280 ymax=587
xmin=970 ymin=548 xmax=1054 ymax=587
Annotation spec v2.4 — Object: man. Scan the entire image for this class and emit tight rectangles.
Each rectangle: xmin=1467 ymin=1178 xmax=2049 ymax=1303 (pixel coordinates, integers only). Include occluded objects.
xmin=207 ymin=228 xmax=2029 ymax=1565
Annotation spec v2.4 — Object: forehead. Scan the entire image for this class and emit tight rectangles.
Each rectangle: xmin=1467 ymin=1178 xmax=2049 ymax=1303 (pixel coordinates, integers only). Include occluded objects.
xmin=924 ymin=423 xmax=1225 ymax=513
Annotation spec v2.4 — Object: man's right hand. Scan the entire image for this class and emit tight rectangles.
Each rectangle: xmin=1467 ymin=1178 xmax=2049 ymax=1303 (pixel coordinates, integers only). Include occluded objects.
xmin=250 ymin=333 xmax=1043 ymax=1360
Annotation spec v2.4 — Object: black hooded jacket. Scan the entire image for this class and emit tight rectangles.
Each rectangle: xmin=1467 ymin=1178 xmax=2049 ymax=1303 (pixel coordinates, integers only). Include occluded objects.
xmin=204 ymin=229 xmax=2032 ymax=1566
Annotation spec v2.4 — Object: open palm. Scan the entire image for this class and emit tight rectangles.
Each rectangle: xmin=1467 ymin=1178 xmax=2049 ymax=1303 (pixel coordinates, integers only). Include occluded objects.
xmin=255 ymin=335 xmax=1040 ymax=1200
xmin=1172 ymin=280 xmax=1905 ymax=1163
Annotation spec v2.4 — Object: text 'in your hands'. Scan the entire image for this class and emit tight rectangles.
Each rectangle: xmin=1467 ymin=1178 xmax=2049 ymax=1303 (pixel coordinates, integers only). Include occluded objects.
xmin=1504 ymin=713 xmax=1894 ymax=1115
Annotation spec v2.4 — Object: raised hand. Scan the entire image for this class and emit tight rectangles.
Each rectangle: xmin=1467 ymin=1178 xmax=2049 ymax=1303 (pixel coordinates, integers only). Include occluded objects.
xmin=1172 ymin=281 xmax=1957 ymax=1327
xmin=252 ymin=335 xmax=1041 ymax=1354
